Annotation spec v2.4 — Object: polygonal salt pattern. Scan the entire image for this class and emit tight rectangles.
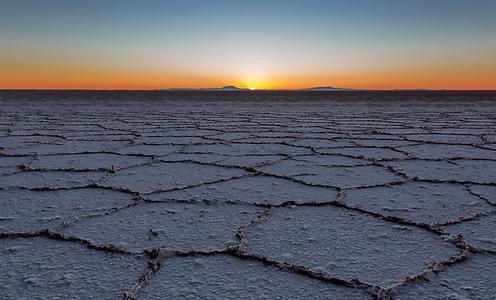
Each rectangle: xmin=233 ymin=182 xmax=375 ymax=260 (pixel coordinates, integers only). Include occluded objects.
xmin=394 ymin=253 xmax=496 ymax=300
xmin=287 ymin=138 xmax=355 ymax=148
xmin=293 ymin=165 xmax=404 ymax=188
xmin=2 ymin=93 xmax=496 ymax=299
xmin=184 ymin=143 xmax=312 ymax=156
xmin=258 ymin=160 xmax=404 ymax=188
xmin=102 ymin=162 xmax=248 ymax=193
xmin=29 ymin=153 xmax=151 ymax=170
xmin=444 ymin=213 xmax=496 ymax=251
xmin=244 ymin=206 xmax=458 ymax=287
xmin=397 ymin=144 xmax=496 ymax=159
xmin=10 ymin=140 xmax=129 ymax=155
xmin=59 ymin=202 xmax=263 ymax=252
xmin=403 ymin=134 xmax=485 ymax=145
xmin=469 ymin=184 xmax=496 ymax=205
xmin=0 ymin=237 xmax=147 ymax=300
xmin=150 ymin=175 xmax=338 ymax=205
xmin=0 ymin=171 xmax=106 ymax=189
xmin=137 ymin=255 xmax=372 ymax=300
xmin=344 ymin=138 xmax=416 ymax=148
xmin=318 ymin=146 xmax=408 ymax=160
xmin=343 ymin=182 xmax=494 ymax=225
xmin=293 ymin=154 xmax=369 ymax=167
xmin=214 ymin=155 xmax=287 ymax=168
xmin=116 ymin=144 xmax=182 ymax=156
xmin=0 ymin=188 xmax=135 ymax=232
xmin=387 ymin=160 xmax=496 ymax=184
xmin=0 ymin=135 xmax=65 ymax=154
xmin=158 ymin=152 xmax=226 ymax=164
xmin=0 ymin=156 xmax=31 ymax=175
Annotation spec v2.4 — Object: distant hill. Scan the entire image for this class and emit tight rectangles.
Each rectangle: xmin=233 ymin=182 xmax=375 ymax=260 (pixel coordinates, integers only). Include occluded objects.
xmin=163 ymin=86 xmax=249 ymax=91
xmin=162 ymin=85 xmax=358 ymax=91
xmin=219 ymin=85 xmax=247 ymax=91
xmin=298 ymin=86 xmax=356 ymax=91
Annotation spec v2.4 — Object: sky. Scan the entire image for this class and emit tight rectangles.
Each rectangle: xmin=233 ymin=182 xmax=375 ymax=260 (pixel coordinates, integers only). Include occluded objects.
xmin=1 ymin=0 xmax=495 ymax=90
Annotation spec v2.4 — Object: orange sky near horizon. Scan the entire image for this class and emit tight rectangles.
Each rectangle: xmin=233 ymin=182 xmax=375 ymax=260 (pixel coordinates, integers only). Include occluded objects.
xmin=2 ymin=45 xmax=495 ymax=90
xmin=2 ymin=63 xmax=494 ymax=90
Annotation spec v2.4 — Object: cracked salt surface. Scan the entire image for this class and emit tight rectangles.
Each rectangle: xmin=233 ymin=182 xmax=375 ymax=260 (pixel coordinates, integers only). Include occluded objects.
xmin=318 ymin=146 xmax=408 ymax=160
xmin=137 ymin=255 xmax=371 ymax=300
xmin=185 ymin=142 xmax=312 ymax=156
xmin=397 ymin=144 xmax=496 ymax=160
xmin=151 ymin=175 xmax=338 ymax=205
xmin=394 ymin=253 xmax=496 ymax=300
xmin=0 ymin=156 xmax=31 ymax=175
xmin=117 ymin=144 xmax=183 ymax=156
xmin=0 ymin=237 xmax=147 ymax=300
xmin=257 ymin=160 xmax=404 ymax=189
xmin=445 ymin=213 xmax=496 ymax=251
xmin=29 ymin=153 xmax=152 ymax=170
xmin=0 ymin=170 xmax=106 ymax=189
xmin=0 ymin=188 xmax=135 ymax=232
xmin=102 ymin=162 xmax=248 ymax=193
xmin=1 ymin=91 xmax=496 ymax=299
xmin=60 ymin=202 xmax=262 ymax=252
xmin=243 ymin=206 xmax=458 ymax=287
xmin=9 ymin=140 xmax=129 ymax=155
xmin=387 ymin=160 xmax=496 ymax=184
xmin=469 ymin=184 xmax=496 ymax=205
xmin=343 ymin=182 xmax=494 ymax=225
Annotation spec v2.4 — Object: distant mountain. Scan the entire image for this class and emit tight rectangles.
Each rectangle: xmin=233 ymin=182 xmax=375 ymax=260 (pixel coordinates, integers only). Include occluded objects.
xmin=298 ymin=86 xmax=356 ymax=91
xmin=393 ymin=88 xmax=431 ymax=91
xmin=219 ymin=85 xmax=247 ymax=91
xmin=161 ymin=85 xmax=357 ymax=91
xmin=163 ymin=86 xmax=249 ymax=91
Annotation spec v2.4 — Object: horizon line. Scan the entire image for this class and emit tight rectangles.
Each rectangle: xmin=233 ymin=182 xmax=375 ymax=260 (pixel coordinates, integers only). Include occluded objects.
xmin=1 ymin=88 xmax=496 ymax=92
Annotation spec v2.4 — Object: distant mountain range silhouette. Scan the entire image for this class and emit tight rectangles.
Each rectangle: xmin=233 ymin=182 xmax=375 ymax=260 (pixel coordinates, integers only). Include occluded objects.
xmin=162 ymin=86 xmax=357 ymax=91
xmin=164 ymin=86 xmax=248 ymax=91
xmin=299 ymin=86 xmax=355 ymax=91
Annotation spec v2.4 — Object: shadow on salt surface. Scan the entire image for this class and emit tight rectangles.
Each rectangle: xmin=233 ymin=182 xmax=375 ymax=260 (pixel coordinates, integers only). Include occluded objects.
xmin=59 ymin=202 xmax=263 ymax=252
xmin=244 ymin=206 xmax=458 ymax=287
xmin=0 ymin=237 xmax=146 ymax=300
xmin=137 ymin=255 xmax=371 ymax=300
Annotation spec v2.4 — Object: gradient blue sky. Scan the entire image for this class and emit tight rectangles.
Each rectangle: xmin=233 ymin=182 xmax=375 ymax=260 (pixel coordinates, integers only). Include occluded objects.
xmin=1 ymin=0 xmax=495 ymax=89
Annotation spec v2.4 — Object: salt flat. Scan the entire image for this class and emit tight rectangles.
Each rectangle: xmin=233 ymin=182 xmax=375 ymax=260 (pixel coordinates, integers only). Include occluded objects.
xmin=1 ymin=91 xmax=496 ymax=299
